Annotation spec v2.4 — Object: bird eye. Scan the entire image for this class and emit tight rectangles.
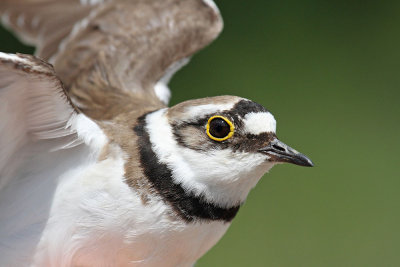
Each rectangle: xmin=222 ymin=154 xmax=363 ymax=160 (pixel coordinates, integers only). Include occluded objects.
xmin=206 ymin=116 xmax=235 ymax=141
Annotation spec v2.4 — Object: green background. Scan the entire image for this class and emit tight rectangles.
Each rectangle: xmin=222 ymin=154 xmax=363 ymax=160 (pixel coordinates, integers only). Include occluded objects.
xmin=1 ymin=0 xmax=399 ymax=266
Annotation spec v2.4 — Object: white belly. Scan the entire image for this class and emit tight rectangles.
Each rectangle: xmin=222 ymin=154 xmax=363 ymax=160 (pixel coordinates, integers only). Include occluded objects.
xmin=31 ymin=156 xmax=230 ymax=267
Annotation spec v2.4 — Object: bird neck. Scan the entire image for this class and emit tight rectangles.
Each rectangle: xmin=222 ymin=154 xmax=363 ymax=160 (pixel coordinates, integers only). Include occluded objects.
xmin=134 ymin=110 xmax=240 ymax=222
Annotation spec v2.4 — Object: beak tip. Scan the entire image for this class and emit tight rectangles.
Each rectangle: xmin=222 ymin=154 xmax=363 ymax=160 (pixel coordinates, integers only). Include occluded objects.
xmin=305 ymin=159 xmax=314 ymax=167
xmin=298 ymin=153 xmax=314 ymax=167
xmin=259 ymin=138 xmax=314 ymax=168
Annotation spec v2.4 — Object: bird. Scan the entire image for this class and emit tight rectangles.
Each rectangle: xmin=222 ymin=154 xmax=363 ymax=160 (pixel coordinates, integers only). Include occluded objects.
xmin=0 ymin=0 xmax=313 ymax=266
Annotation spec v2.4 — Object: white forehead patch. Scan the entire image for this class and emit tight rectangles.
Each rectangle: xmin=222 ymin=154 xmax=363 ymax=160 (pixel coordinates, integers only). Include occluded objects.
xmin=243 ymin=112 xmax=276 ymax=134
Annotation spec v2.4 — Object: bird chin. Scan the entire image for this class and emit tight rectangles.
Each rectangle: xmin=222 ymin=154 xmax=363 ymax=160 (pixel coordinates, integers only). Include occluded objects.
xmin=262 ymin=161 xmax=277 ymax=173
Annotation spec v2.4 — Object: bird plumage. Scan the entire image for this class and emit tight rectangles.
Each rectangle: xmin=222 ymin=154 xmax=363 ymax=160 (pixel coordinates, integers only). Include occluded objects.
xmin=0 ymin=0 xmax=313 ymax=266
xmin=1 ymin=0 xmax=223 ymax=119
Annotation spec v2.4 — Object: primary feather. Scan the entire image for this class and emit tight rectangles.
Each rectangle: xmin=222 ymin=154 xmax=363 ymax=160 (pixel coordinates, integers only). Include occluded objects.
xmin=0 ymin=53 xmax=102 ymax=265
xmin=0 ymin=53 xmax=78 ymax=188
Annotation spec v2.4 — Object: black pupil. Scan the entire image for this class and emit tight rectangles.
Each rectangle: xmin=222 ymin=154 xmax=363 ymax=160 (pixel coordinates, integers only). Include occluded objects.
xmin=209 ymin=118 xmax=230 ymax=138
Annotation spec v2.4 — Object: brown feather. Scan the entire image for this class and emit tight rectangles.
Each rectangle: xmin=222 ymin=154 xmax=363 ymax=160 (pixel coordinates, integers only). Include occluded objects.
xmin=98 ymin=109 xmax=160 ymax=203
xmin=1 ymin=0 xmax=223 ymax=120
xmin=167 ymin=96 xmax=242 ymax=122
xmin=53 ymin=0 xmax=223 ymax=119
xmin=0 ymin=0 xmax=93 ymax=59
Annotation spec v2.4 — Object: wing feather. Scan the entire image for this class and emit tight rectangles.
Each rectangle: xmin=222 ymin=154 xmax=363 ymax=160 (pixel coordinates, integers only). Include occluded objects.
xmin=1 ymin=0 xmax=223 ymax=119
xmin=0 ymin=52 xmax=78 ymax=188
xmin=0 ymin=0 xmax=94 ymax=60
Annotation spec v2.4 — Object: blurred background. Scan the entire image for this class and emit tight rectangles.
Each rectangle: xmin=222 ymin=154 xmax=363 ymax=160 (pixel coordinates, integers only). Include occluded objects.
xmin=1 ymin=0 xmax=399 ymax=266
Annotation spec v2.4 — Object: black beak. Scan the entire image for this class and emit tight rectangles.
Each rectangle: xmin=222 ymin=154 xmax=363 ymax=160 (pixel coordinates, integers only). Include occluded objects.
xmin=258 ymin=138 xmax=314 ymax=167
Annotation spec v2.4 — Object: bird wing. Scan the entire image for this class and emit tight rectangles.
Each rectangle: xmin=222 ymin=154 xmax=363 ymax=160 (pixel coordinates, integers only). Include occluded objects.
xmin=1 ymin=0 xmax=223 ymax=119
xmin=0 ymin=52 xmax=90 ymax=264
xmin=0 ymin=52 xmax=78 ymax=190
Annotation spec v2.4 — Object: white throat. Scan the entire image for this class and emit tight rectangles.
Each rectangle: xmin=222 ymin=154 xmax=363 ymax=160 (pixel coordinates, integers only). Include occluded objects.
xmin=145 ymin=109 xmax=275 ymax=208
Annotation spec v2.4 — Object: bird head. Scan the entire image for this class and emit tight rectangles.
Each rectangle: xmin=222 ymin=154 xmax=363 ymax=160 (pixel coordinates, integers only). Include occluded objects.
xmin=143 ymin=95 xmax=313 ymax=209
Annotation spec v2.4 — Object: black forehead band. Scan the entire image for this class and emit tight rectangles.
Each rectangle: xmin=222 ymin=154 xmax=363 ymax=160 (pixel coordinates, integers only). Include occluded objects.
xmin=228 ymin=100 xmax=268 ymax=118
xmin=215 ymin=100 xmax=269 ymax=127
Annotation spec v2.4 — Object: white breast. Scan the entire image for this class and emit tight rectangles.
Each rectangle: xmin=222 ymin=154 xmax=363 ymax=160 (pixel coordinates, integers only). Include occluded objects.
xmin=0 ymin=142 xmax=95 ymax=266
xmin=32 ymin=150 xmax=229 ymax=266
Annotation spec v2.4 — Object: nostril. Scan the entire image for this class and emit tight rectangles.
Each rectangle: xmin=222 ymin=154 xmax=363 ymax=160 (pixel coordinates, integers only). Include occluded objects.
xmin=272 ymin=144 xmax=285 ymax=152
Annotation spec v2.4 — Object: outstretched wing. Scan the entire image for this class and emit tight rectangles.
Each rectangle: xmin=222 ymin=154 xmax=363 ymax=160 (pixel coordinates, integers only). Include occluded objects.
xmin=0 ymin=52 xmax=87 ymax=264
xmin=1 ymin=0 xmax=223 ymax=120
xmin=0 ymin=52 xmax=78 ymax=190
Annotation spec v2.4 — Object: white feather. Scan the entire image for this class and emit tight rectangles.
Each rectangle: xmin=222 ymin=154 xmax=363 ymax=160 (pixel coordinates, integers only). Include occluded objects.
xmin=68 ymin=114 xmax=107 ymax=150
xmin=0 ymin=52 xmax=76 ymax=189
xmin=31 ymin=144 xmax=228 ymax=266
xmin=0 ymin=141 xmax=93 ymax=266
xmin=243 ymin=112 xmax=276 ymax=135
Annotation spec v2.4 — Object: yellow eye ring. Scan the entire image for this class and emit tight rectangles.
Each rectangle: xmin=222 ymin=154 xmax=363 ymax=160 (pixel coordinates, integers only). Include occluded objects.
xmin=206 ymin=115 xmax=235 ymax=141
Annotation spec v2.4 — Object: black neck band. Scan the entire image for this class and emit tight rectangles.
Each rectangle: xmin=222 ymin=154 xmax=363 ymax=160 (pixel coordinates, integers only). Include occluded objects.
xmin=134 ymin=113 xmax=240 ymax=223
